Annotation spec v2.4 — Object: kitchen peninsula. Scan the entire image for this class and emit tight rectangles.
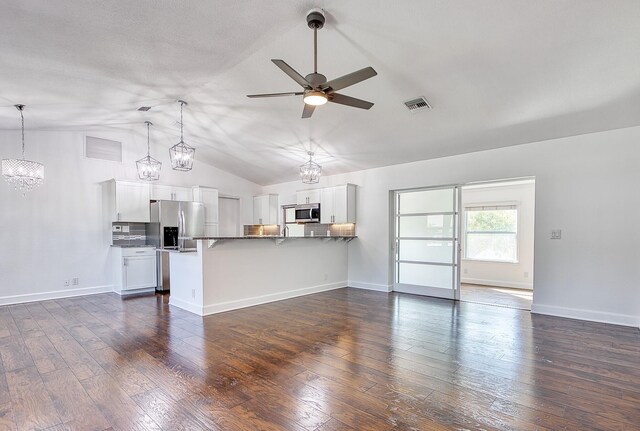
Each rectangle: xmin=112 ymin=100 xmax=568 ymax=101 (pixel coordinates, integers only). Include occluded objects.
xmin=168 ymin=235 xmax=355 ymax=315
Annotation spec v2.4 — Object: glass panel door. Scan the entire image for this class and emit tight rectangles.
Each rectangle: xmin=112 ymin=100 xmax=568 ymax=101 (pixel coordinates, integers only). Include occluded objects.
xmin=393 ymin=186 xmax=461 ymax=299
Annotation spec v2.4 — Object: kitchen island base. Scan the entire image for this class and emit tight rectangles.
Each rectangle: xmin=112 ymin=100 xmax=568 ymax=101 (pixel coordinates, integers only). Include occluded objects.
xmin=169 ymin=238 xmax=350 ymax=316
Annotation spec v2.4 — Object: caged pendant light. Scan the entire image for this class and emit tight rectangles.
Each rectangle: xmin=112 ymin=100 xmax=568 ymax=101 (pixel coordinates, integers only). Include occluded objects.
xmin=1 ymin=104 xmax=44 ymax=195
xmin=299 ymin=151 xmax=322 ymax=184
xmin=169 ymin=100 xmax=195 ymax=171
xmin=136 ymin=121 xmax=161 ymax=181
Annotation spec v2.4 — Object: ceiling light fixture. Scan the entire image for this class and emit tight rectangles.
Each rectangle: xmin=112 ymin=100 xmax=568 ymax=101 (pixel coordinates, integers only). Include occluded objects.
xmin=136 ymin=121 xmax=161 ymax=181
xmin=1 ymin=105 xmax=44 ymax=195
xmin=300 ymin=151 xmax=322 ymax=184
xmin=169 ymin=100 xmax=195 ymax=171
xmin=303 ymin=91 xmax=328 ymax=106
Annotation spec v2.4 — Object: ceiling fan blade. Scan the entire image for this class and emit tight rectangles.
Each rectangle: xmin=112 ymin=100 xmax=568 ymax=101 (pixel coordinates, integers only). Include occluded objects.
xmin=272 ymin=59 xmax=312 ymax=88
xmin=302 ymin=103 xmax=316 ymax=119
xmin=329 ymin=93 xmax=374 ymax=110
xmin=321 ymin=67 xmax=377 ymax=93
xmin=247 ymin=92 xmax=303 ymax=98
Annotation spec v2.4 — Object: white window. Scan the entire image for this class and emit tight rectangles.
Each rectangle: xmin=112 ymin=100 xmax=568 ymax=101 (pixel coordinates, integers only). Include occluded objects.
xmin=464 ymin=205 xmax=518 ymax=263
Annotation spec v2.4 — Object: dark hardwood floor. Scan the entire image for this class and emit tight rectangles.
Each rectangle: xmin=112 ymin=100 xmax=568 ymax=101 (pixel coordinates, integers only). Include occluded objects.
xmin=0 ymin=288 xmax=639 ymax=430
xmin=460 ymin=283 xmax=533 ymax=310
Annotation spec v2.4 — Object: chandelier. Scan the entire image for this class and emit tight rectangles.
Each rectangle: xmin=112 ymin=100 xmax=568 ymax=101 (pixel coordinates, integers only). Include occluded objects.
xmin=300 ymin=151 xmax=322 ymax=184
xmin=1 ymin=105 xmax=44 ymax=195
xmin=169 ymin=100 xmax=195 ymax=171
xmin=136 ymin=121 xmax=161 ymax=181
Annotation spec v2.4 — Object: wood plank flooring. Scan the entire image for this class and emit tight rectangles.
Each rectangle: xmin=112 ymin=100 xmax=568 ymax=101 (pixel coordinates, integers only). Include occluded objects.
xmin=0 ymin=288 xmax=639 ymax=430
xmin=460 ymin=283 xmax=533 ymax=310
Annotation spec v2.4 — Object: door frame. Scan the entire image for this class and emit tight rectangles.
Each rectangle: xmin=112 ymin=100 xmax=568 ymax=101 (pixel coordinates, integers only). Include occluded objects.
xmin=391 ymin=184 xmax=462 ymax=300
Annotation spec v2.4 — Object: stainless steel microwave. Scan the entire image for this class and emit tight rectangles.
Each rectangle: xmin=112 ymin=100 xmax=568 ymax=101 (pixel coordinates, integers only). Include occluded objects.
xmin=295 ymin=203 xmax=320 ymax=223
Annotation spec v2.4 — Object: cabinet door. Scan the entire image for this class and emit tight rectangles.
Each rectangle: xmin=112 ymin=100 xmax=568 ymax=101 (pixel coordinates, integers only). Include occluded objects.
xmin=333 ymin=186 xmax=349 ymax=223
xmin=253 ymin=196 xmax=264 ymax=224
xmin=116 ymin=182 xmax=150 ymax=222
xmin=172 ymin=187 xmax=191 ymax=201
xmin=150 ymin=185 xmax=173 ymax=201
xmin=320 ymin=187 xmax=335 ymax=224
xmin=123 ymin=256 xmax=156 ymax=290
xmin=296 ymin=191 xmax=308 ymax=205
xmin=307 ymin=189 xmax=321 ymax=204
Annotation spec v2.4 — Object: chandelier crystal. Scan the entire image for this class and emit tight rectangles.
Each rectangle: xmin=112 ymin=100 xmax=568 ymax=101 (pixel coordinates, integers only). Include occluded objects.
xmin=169 ymin=100 xmax=195 ymax=171
xmin=136 ymin=121 xmax=161 ymax=181
xmin=299 ymin=151 xmax=322 ymax=184
xmin=1 ymin=105 xmax=44 ymax=195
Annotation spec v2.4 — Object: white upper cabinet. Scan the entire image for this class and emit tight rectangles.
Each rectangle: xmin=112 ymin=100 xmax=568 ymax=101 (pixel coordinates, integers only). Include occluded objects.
xmin=172 ymin=187 xmax=192 ymax=201
xmin=151 ymin=184 xmax=192 ymax=201
xmin=253 ymin=194 xmax=279 ymax=225
xmin=107 ymin=180 xmax=151 ymax=223
xmin=320 ymin=184 xmax=356 ymax=224
xmin=192 ymin=186 xmax=219 ymax=224
xmin=296 ymin=189 xmax=321 ymax=205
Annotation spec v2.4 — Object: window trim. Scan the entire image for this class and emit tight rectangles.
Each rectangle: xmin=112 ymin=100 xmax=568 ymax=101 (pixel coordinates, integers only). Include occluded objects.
xmin=462 ymin=202 xmax=520 ymax=264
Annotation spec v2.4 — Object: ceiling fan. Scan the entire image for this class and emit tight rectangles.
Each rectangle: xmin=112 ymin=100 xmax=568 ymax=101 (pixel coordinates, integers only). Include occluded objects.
xmin=247 ymin=8 xmax=377 ymax=119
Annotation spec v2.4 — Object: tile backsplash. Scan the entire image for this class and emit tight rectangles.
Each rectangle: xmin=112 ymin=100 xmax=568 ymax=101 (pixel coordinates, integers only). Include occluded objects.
xmin=304 ymin=223 xmax=356 ymax=237
xmin=112 ymin=222 xmax=147 ymax=246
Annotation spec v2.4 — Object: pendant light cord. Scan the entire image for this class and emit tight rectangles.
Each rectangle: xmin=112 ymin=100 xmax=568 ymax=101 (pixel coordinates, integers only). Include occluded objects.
xmin=16 ymin=105 xmax=25 ymax=160
xmin=146 ymin=122 xmax=151 ymax=156
xmin=180 ymin=102 xmax=184 ymax=142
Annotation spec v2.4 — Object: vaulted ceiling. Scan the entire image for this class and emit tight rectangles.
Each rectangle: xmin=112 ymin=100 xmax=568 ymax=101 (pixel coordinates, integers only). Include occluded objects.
xmin=1 ymin=1 xmax=639 ymax=184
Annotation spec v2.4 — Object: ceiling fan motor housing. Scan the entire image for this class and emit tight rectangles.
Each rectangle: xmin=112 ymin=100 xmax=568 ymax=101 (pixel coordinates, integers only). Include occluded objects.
xmin=307 ymin=8 xmax=325 ymax=29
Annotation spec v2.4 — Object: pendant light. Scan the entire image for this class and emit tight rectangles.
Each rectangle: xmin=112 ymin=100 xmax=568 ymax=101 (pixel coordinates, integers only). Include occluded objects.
xmin=1 ymin=104 xmax=44 ymax=195
xmin=299 ymin=151 xmax=322 ymax=184
xmin=169 ymin=100 xmax=195 ymax=171
xmin=136 ymin=121 xmax=162 ymax=181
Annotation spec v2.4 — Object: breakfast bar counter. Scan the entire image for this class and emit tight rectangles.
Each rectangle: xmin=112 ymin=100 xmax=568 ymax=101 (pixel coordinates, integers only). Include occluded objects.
xmin=168 ymin=237 xmax=352 ymax=316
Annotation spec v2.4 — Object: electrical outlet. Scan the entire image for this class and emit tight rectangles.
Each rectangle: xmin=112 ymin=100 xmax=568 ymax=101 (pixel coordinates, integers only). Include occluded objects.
xmin=122 ymin=225 xmax=130 ymax=233
xmin=524 ymin=272 xmax=529 ymax=278
xmin=72 ymin=277 xmax=79 ymax=285
xmin=324 ymin=273 xmax=328 ymax=281
xmin=463 ymin=268 xmax=468 ymax=274
xmin=551 ymin=229 xmax=562 ymax=240
xmin=191 ymin=289 xmax=195 ymax=299
xmin=112 ymin=225 xmax=122 ymax=232
xmin=63 ymin=280 xmax=70 ymax=287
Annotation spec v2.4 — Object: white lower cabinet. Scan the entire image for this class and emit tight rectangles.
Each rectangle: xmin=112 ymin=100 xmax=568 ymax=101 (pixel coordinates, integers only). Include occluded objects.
xmin=113 ymin=247 xmax=157 ymax=294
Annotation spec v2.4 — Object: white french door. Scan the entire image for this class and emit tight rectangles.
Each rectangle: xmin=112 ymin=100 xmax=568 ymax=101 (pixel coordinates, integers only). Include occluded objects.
xmin=393 ymin=186 xmax=461 ymax=300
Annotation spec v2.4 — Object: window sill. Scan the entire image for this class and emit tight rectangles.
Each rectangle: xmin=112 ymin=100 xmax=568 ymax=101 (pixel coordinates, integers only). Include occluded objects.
xmin=462 ymin=258 xmax=519 ymax=264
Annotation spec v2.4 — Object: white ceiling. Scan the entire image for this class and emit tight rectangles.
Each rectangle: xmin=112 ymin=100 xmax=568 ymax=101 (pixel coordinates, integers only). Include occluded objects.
xmin=1 ymin=1 xmax=639 ymax=185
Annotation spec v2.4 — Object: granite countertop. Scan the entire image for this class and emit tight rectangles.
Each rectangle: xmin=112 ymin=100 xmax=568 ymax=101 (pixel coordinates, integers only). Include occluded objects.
xmin=192 ymin=236 xmax=357 ymax=240
xmin=110 ymin=244 xmax=156 ymax=248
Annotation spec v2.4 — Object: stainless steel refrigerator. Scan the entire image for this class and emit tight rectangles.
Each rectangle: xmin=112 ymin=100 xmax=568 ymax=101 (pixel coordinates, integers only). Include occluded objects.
xmin=148 ymin=200 xmax=205 ymax=292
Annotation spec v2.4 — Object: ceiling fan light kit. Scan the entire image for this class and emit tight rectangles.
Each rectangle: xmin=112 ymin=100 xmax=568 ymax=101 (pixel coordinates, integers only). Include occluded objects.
xmin=247 ymin=8 xmax=377 ymax=119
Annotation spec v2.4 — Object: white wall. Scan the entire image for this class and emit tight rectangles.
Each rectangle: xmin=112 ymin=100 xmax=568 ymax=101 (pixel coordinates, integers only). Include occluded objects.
xmin=460 ymin=181 xmax=535 ymax=289
xmin=264 ymin=126 xmax=640 ymax=327
xmin=0 ymin=129 xmax=262 ymax=304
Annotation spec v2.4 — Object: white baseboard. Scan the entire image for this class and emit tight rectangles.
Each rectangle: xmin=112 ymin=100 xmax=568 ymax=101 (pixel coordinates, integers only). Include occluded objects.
xmin=348 ymin=281 xmax=392 ymax=292
xmin=0 ymin=285 xmax=113 ymax=306
xmin=169 ymin=297 xmax=204 ymax=315
xmin=114 ymin=287 xmax=156 ymax=296
xmin=201 ymin=281 xmax=347 ymax=316
xmin=532 ymin=303 xmax=639 ymax=328
xmin=461 ymin=277 xmax=533 ymax=290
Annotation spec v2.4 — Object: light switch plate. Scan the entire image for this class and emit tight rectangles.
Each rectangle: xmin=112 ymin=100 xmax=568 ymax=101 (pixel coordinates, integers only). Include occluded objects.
xmin=551 ymin=229 xmax=562 ymax=239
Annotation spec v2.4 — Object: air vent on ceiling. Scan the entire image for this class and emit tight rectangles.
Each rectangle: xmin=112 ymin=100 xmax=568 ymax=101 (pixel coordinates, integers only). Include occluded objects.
xmin=85 ymin=136 xmax=122 ymax=162
xmin=403 ymin=96 xmax=432 ymax=113
xmin=137 ymin=106 xmax=151 ymax=111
